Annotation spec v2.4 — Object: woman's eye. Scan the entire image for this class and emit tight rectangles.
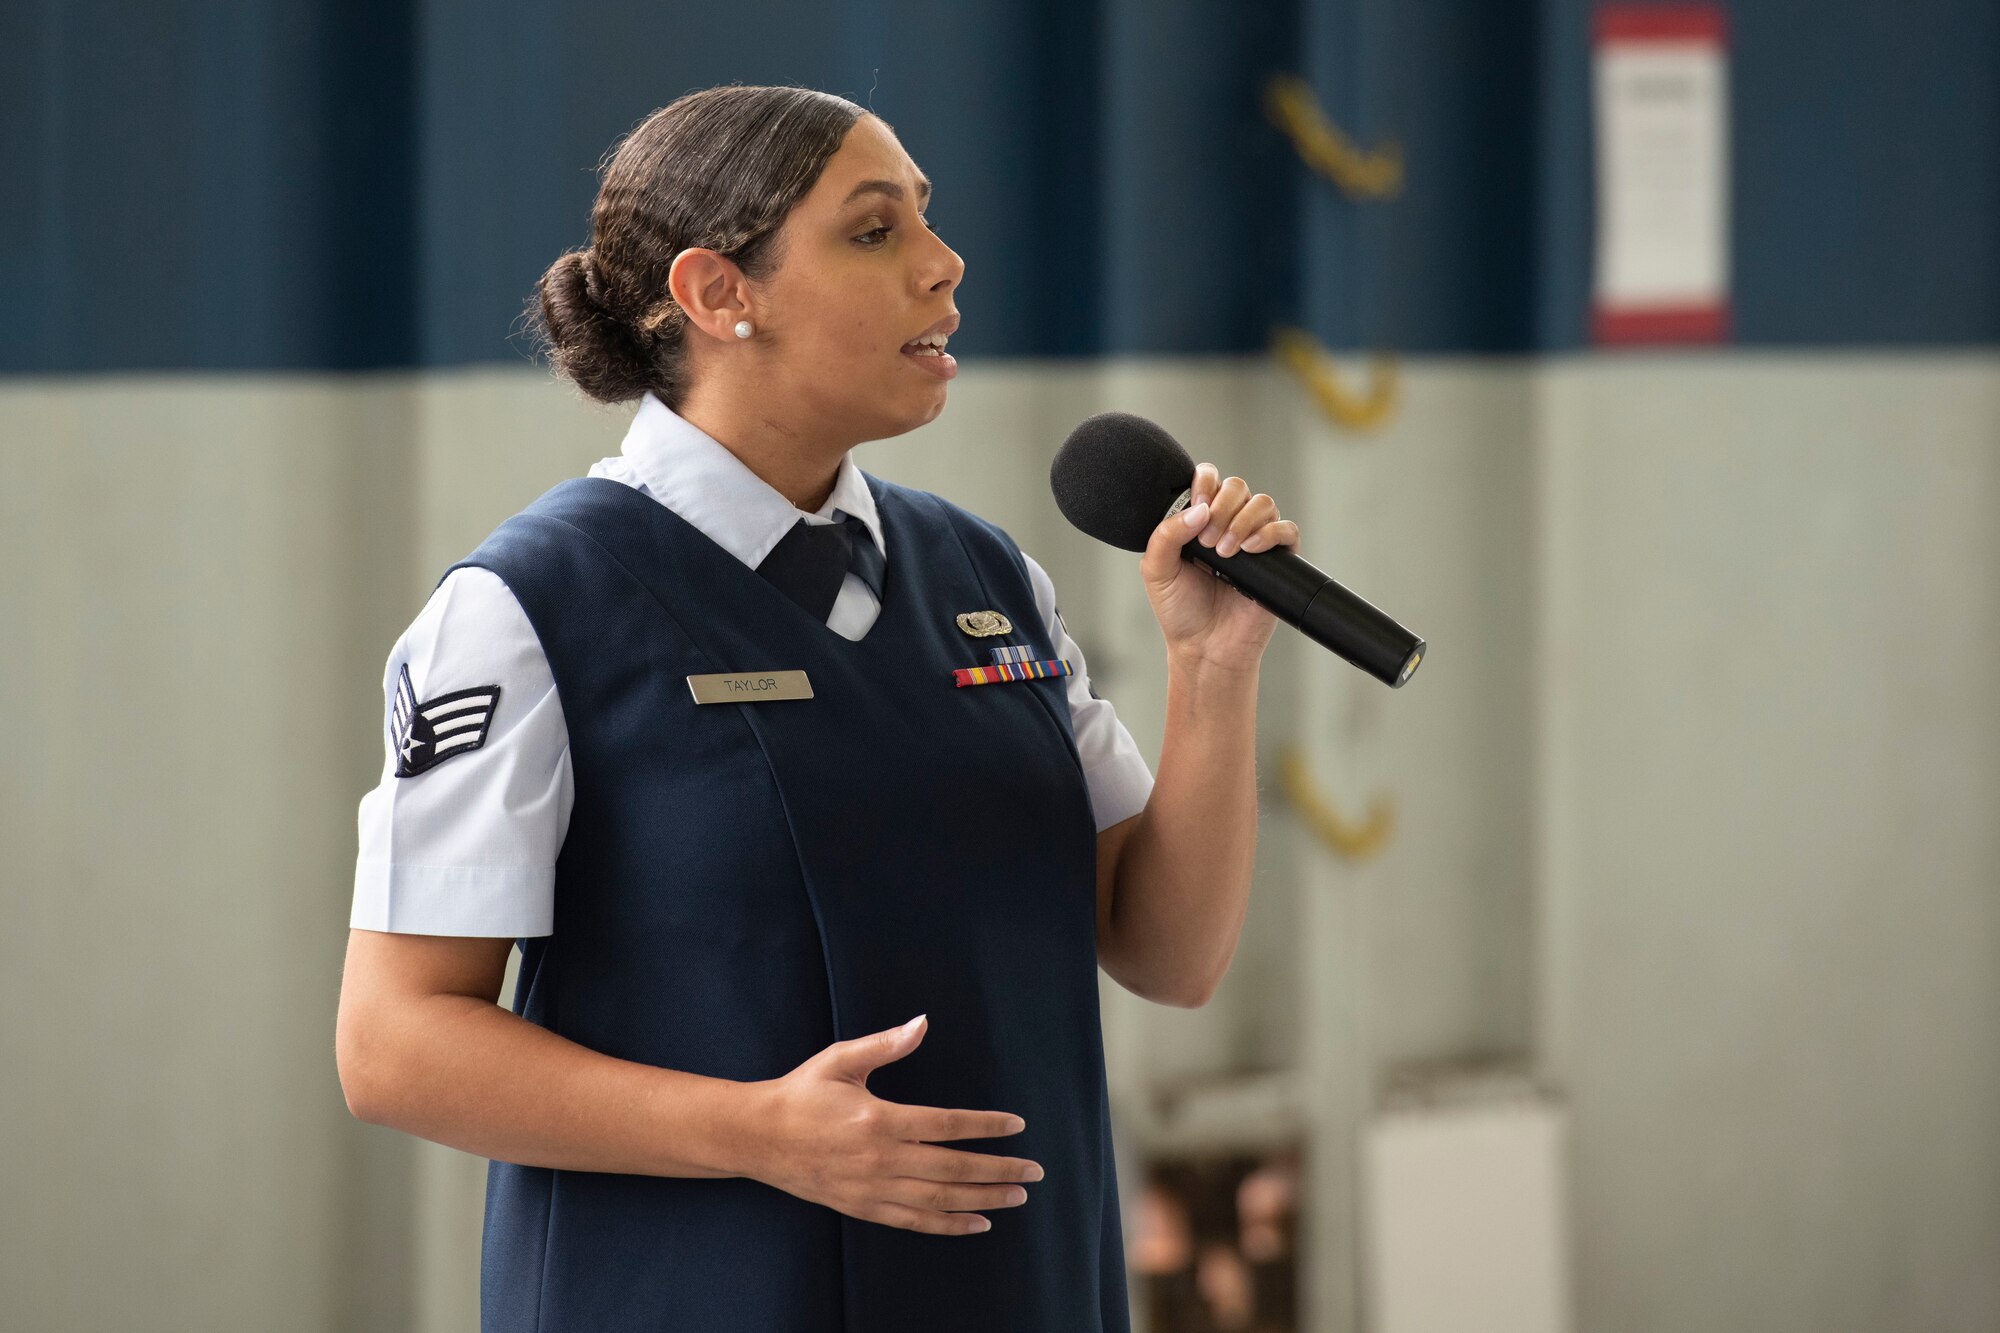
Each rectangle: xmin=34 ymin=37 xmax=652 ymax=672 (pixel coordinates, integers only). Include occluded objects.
xmin=855 ymin=217 xmax=942 ymax=248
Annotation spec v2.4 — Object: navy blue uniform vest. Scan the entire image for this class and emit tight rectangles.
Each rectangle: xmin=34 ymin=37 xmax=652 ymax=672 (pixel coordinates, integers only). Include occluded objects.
xmin=448 ymin=475 xmax=1130 ymax=1331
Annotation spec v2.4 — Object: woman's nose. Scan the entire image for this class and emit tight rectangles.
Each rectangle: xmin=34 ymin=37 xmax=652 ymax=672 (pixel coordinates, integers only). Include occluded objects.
xmin=925 ymin=239 xmax=964 ymax=293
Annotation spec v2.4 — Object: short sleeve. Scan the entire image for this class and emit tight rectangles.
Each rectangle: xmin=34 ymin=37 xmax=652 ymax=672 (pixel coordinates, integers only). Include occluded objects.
xmin=350 ymin=567 xmax=573 ymax=937
xmin=1020 ymin=551 xmax=1156 ymax=832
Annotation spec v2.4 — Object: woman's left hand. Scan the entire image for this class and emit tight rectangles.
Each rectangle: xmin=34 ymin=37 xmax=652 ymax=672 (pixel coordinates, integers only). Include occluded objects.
xmin=1140 ymin=463 xmax=1300 ymax=675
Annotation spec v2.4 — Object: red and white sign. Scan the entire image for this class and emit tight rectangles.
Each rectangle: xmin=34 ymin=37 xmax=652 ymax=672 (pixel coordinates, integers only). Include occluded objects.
xmin=1592 ymin=5 xmax=1730 ymax=344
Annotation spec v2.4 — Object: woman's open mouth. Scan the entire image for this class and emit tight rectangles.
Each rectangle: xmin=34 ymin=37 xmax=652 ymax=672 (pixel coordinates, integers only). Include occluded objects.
xmin=900 ymin=332 xmax=958 ymax=380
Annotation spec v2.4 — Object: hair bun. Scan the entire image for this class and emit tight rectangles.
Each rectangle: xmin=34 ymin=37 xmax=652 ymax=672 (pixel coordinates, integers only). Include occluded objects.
xmin=578 ymin=250 xmax=614 ymax=312
xmin=532 ymin=249 xmax=659 ymax=405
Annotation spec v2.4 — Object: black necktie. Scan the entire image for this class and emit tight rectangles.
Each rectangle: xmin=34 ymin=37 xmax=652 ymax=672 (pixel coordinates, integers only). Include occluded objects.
xmin=755 ymin=513 xmax=884 ymax=623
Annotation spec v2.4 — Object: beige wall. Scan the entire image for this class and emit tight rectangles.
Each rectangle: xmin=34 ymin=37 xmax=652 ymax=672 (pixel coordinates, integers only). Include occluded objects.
xmin=1534 ymin=356 xmax=2000 ymax=1331
xmin=3 ymin=354 xmax=1996 ymax=1331
xmin=0 ymin=379 xmax=414 ymax=1329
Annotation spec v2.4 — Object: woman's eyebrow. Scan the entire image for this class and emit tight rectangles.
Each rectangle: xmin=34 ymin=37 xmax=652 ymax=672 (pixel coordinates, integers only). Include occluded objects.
xmin=842 ymin=177 xmax=933 ymax=208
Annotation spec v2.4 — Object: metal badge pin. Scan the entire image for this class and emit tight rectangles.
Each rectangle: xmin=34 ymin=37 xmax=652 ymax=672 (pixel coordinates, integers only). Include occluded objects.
xmin=955 ymin=610 xmax=1013 ymax=637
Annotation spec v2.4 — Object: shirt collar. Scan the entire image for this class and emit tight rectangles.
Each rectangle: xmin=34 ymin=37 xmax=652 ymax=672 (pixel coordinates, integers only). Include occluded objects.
xmin=613 ymin=390 xmax=884 ymax=571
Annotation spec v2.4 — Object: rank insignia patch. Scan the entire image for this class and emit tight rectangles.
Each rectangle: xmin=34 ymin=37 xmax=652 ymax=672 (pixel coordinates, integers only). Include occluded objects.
xmin=392 ymin=664 xmax=501 ymax=778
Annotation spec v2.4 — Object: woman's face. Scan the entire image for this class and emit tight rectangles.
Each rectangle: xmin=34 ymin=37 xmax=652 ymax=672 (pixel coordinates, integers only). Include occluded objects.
xmin=751 ymin=115 xmax=965 ymax=444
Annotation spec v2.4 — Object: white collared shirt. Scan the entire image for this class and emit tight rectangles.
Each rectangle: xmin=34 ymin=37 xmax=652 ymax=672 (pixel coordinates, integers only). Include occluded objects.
xmin=351 ymin=393 xmax=1155 ymax=937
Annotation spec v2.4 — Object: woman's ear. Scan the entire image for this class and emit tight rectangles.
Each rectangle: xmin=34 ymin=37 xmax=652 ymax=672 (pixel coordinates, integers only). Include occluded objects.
xmin=667 ymin=248 xmax=751 ymax=342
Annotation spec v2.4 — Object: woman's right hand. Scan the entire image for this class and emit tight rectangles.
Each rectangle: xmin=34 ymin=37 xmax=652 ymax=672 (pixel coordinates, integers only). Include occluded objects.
xmin=740 ymin=1014 xmax=1044 ymax=1236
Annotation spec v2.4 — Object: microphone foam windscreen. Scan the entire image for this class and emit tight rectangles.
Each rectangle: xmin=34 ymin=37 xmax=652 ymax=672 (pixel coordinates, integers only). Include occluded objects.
xmin=1049 ymin=411 xmax=1196 ymax=553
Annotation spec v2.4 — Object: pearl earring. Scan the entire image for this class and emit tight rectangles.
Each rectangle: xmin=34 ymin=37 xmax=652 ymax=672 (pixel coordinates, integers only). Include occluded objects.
xmin=734 ymin=320 xmax=753 ymax=339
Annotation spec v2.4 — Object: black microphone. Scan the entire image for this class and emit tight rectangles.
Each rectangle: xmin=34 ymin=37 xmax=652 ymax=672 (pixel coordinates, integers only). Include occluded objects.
xmin=1049 ymin=411 xmax=1427 ymax=689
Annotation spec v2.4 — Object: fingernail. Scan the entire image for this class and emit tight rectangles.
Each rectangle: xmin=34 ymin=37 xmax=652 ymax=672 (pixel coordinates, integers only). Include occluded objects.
xmin=904 ymin=1014 xmax=926 ymax=1033
xmin=1217 ymin=534 xmax=1239 ymax=557
xmin=971 ymin=1217 xmax=992 ymax=1232
xmin=1006 ymin=1187 xmax=1028 ymax=1204
xmin=1181 ymin=501 xmax=1209 ymax=530
xmin=1242 ymin=535 xmax=1265 ymax=552
xmin=1006 ymin=1115 xmax=1026 ymax=1132
xmin=1025 ymin=1164 xmax=1044 ymax=1181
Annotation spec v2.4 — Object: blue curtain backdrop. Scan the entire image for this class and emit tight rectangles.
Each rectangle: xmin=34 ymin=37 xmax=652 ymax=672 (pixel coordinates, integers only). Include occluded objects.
xmin=7 ymin=0 xmax=1998 ymax=375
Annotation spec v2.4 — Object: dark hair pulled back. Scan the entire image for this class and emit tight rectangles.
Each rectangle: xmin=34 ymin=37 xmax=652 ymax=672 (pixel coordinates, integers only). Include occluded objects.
xmin=529 ymin=84 xmax=867 ymax=407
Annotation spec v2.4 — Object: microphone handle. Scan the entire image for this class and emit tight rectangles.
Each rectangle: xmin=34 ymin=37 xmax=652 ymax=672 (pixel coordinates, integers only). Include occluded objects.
xmin=1166 ymin=490 xmax=1427 ymax=688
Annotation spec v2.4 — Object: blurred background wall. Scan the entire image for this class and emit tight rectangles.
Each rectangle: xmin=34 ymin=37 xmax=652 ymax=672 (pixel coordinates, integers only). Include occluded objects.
xmin=5 ymin=2 xmax=1998 ymax=1330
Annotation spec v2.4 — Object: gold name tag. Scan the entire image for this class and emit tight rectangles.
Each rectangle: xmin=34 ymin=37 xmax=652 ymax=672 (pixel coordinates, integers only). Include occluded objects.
xmin=686 ymin=669 xmax=814 ymax=704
